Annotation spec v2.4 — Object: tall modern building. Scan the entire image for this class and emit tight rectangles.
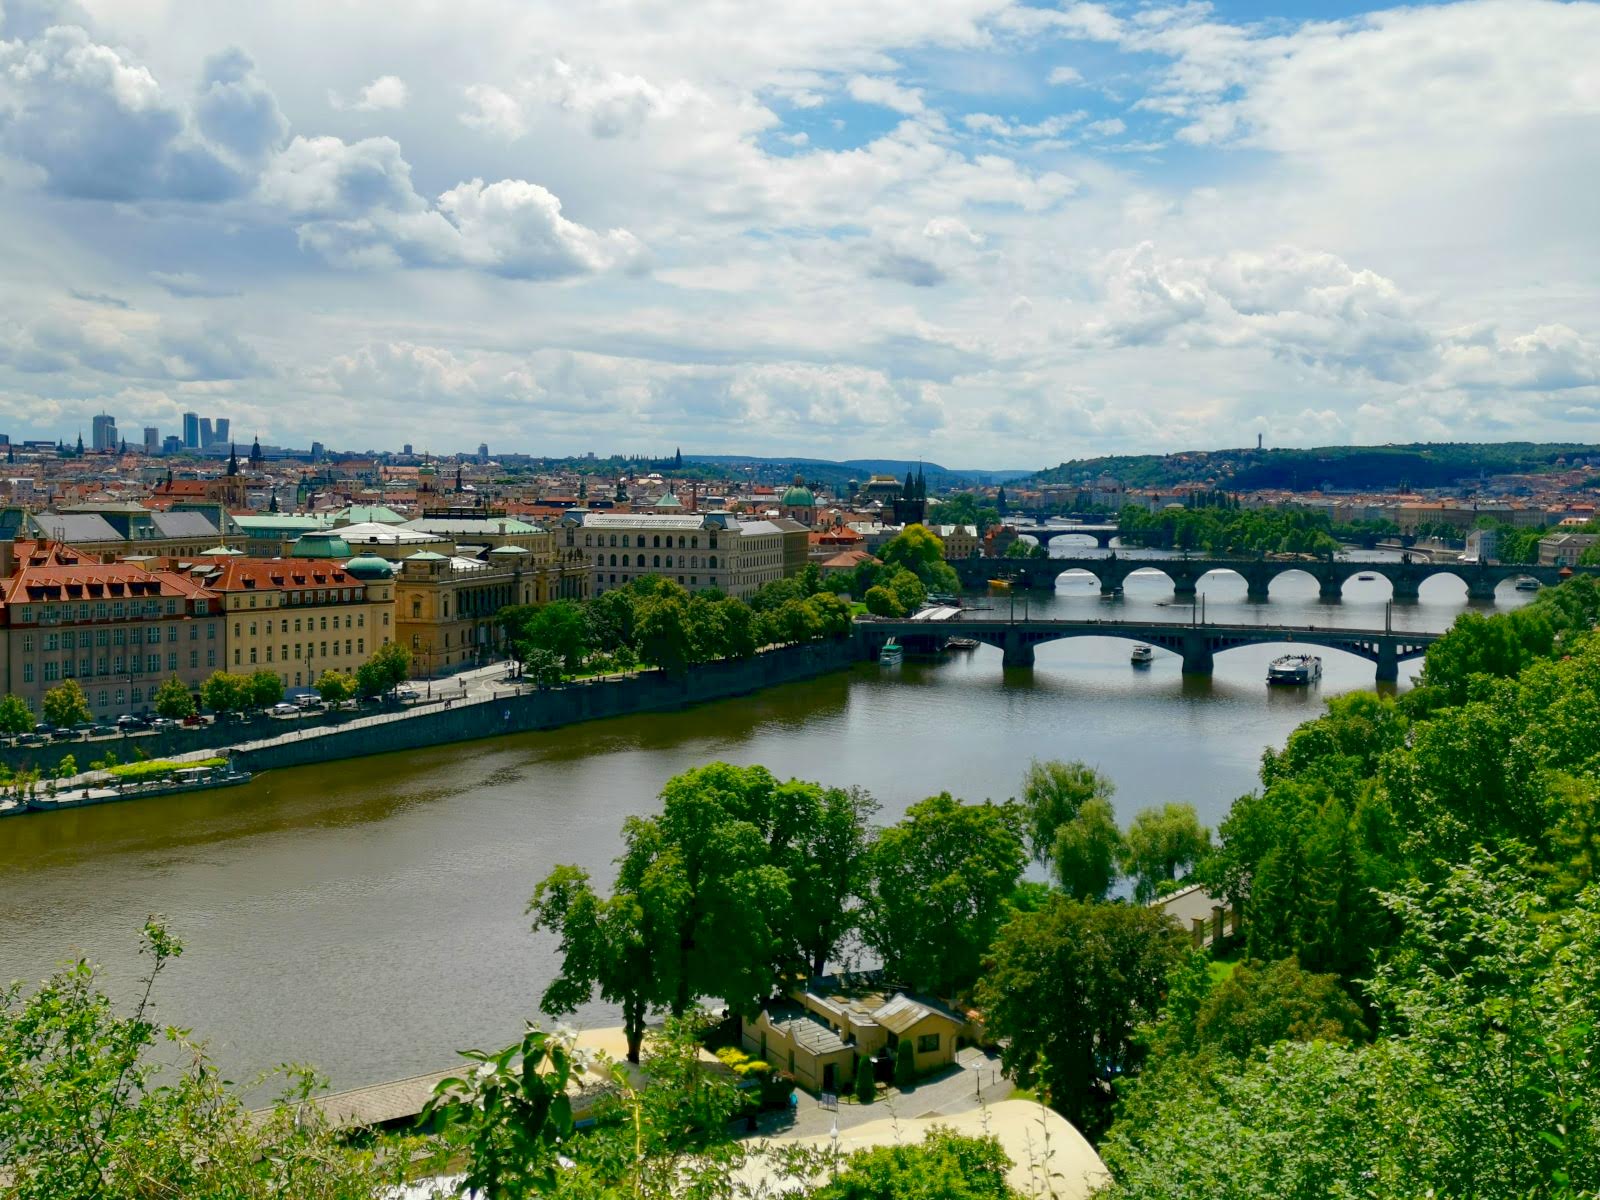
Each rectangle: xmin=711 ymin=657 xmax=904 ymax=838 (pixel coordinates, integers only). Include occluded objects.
xmin=214 ymin=418 xmax=230 ymax=445
xmin=199 ymin=417 xmax=214 ymax=448
xmin=91 ymin=413 xmax=117 ymax=452
xmin=477 ymin=442 xmax=489 ymax=463
xmin=143 ymin=426 xmax=159 ymax=453
xmin=182 ymin=412 xmax=200 ymax=449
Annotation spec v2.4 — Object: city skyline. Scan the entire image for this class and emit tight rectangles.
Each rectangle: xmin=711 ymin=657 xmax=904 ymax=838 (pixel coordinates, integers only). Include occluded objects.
xmin=0 ymin=1 xmax=1596 ymax=464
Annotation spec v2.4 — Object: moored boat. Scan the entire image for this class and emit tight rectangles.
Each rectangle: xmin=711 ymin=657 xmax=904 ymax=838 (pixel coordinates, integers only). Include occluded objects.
xmin=1267 ymin=654 xmax=1322 ymax=686
xmin=879 ymin=639 xmax=904 ymax=665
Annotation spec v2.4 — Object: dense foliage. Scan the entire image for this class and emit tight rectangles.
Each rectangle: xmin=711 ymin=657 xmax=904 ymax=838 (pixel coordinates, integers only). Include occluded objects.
xmin=1115 ymin=498 xmax=1343 ymax=557
xmin=1030 ymin=441 xmax=1600 ymax=491
xmin=1098 ymin=575 xmax=1600 ymax=1197
xmin=501 ymin=571 xmax=851 ymax=680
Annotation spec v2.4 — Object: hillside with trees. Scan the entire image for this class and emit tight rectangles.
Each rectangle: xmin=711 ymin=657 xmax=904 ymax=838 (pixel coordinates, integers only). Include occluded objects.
xmin=1028 ymin=441 xmax=1600 ymax=493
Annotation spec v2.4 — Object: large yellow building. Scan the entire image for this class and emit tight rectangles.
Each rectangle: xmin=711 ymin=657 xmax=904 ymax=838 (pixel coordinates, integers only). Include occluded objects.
xmin=562 ymin=510 xmax=787 ymax=598
xmin=0 ymin=541 xmax=221 ymax=719
xmin=181 ymin=556 xmax=396 ymax=690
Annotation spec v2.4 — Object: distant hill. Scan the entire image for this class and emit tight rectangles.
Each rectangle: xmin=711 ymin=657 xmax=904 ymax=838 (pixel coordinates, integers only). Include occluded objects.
xmin=683 ymin=455 xmax=1034 ymax=489
xmin=1026 ymin=443 xmax=1600 ymax=492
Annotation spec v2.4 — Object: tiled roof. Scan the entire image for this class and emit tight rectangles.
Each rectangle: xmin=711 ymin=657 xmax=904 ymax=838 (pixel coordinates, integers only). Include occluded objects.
xmin=203 ymin=559 xmax=358 ymax=591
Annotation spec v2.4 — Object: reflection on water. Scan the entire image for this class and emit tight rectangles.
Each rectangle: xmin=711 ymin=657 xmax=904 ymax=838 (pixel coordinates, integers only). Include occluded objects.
xmin=0 ymin=551 xmax=1521 ymax=1094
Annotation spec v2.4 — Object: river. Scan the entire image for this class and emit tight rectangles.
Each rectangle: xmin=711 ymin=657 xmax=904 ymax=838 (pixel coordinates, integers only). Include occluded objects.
xmin=0 ymin=548 xmax=1531 ymax=1093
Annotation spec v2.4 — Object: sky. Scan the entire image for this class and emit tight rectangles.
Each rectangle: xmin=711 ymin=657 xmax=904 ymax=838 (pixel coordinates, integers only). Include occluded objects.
xmin=0 ymin=0 xmax=1597 ymax=467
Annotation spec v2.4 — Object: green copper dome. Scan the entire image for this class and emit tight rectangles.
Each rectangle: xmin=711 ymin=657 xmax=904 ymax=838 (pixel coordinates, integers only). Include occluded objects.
xmin=342 ymin=554 xmax=394 ymax=579
xmin=290 ymin=531 xmax=353 ymax=558
xmin=782 ymin=484 xmax=815 ymax=507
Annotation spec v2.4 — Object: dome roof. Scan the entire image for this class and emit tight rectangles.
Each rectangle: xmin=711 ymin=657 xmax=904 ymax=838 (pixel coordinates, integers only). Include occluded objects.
xmin=404 ymin=550 xmax=449 ymax=561
xmin=488 ymin=544 xmax=531 ymax=555
xmin=290 ymin=531 xmax=352 ymax=558
xmin=342 ymin=554 xmax=394 ymax=579
xmin=782 ymin=484 xmax=816 ymax=507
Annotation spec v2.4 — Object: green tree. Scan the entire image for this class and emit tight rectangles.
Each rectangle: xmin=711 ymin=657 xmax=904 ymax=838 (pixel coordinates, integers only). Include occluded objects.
xmin=54 ymin=753 xmax=77 ymax=781
xmin=0 ymin=691 xmax=34 ymax=734
xmin=1051 ymin=797 xmax=1125 ymax=900
xmin=636 ymin=595 xmax=691 ymax=675
xmin=1019 ymin=759 xmax=1116 ymax=861
xmin=529 ymin=864 xmax=661 ymax=1064
xmin=523 ymin=647 xmax=564 ymax=689
xmin=1122 ymin=803 xmax=1211 ymax=903
xmin=810 ymin=1129 xmax=1015 ymax=1200
xmin=1192 ymin=956 xmax=1367 ymax=1061
xmin=356 ymin=641 xmax=412 ymax=697
xmin=42 ymin=679 xmax=91 ymax=727
xmin=246 ymin=669 xmax=284 ymax=709
xmin=804 ymin=590 xmax=854 ymax=638
xmin=200 ymin=670 xmax=247 ymax=714
xmin=513 ymin=599 xmax=592 ymax=672
xmin=885 ymin=568 xmax=928 ymax=614
xmin=0 ymin=920 xmax=407 ymax=1200
xmin=315 ymin=669 xmax=355 ymax=705
xmin=863 ymin=585 xmax=906 ymax=618
xmin=152 ymin=676 xmax=196 ymax=720
xmin=978 ymin=895 xmax=1186 ymax=1137
xmin=785 ymin=784 xmax=878 ymax=977
xmin=854 ymin=1055 xmax=876 ymax=1104
xmin=894 ymin=1038 xmax=917 ymax=1089
xmin=862 ymin=793 xmax=1027 ymax=997
xmin=880 ymin=524 xmax=961 ymax=593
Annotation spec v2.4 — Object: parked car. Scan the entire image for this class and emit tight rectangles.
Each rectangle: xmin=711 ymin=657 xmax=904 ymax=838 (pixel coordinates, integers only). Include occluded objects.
xmin=182 ymin=713 xmax=206 ymax=727
xmin=18 ymin=731 xmax=50 ymax=747
xmin=33 ymin=722 xmax=56 ymax=737
xmin=116 ymin=714 xmax=151 ymax=731
xmin=151 ymin=717 xmax=180 ymax=731
xmin=70 ymin=721 xmax=98 ymax=739
xmin=393 ymin=686 xmax=420 ymax=703
xmin=293 ymin=694 xmax=325 ymax=711
xmin=269 ymin=702 xmax=301 ymax=717
xmin=90 ymin=723 xmax=117 ymax=737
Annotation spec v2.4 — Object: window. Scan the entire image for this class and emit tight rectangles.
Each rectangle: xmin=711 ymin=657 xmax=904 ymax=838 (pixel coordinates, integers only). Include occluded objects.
xmin=113 ymin=629 xmax=125 ymax=646
xmin=332 ymin=615 xmax=340 ymax=630
xmin=80 ymin=658 xmax=90 ymax=676
xmin=21 ymin=634 xmax=32 ymax=652
xmin=358 ymin=638 xmax=365 ymax=654
xmin=234 ymin=622 xmax=241 ymax=638
xmin=98 ymin=690 xmax=108 ymax=707
xmin=166 ymin=599 xmax=177 ymax=614
xmin=167 ymin=626 xmax=177 ymax=642
xmin=190 ymin=651 xmax=198 ymax=668
xmin=97 ymin=657 xmax=108 ymax=676
xmin=266 ymin=646 xmax=273 ymax=662
xmin=112 ymin=601 xmax=125 ymax=618
xmin=345 ymin=639 xmax=352 ymax=655
xmin=411 ymin=600 xmax=421 ymax=618
xmin=653 ymin=555 xmax=660 ymax=567
xmin=44 ymin=633 xmax=58 ymax=652
xmin=917 ymin=1033 xmax=940 ymax=1054
xmin=652 ymin=535 xmax=661 ymax=548
xmin=207 ymin=649 xmax=216 ymax=667
xmin=281 ymin=620 xmax=288 ymax=633
xmin=115 ymin=688 xmax=124 ymax=707
xmin=249 ymin=648 xmax=257 ymax=664
xmin=234 ymin=649 xmax=241 ymax=665
xmin=131 ymin=687 xmax=142 ymax=704
xmin=22 ymin=664 xmax=32 ymax=683
xmin=207 ymin=622 xmax=216 ymax=639
xmin=147 ymin=654 xmax=159 ymax=673
xmin=42 ymin=662 xmax=58 ymax=681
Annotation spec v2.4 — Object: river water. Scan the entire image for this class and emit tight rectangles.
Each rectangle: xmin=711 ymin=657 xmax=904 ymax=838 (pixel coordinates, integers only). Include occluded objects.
xmin=0 ymin=546 xmax=1530 ymax=1093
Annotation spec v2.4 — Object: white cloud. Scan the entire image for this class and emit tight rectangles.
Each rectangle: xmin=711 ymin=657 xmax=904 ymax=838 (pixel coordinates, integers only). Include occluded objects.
xmin=846 ymin=74 xmax=926 ymax=116
xmin=1047 ymin=66 xmax=1083 ymax=86
xmin=330 ymin=74 xmax=408 ymax=112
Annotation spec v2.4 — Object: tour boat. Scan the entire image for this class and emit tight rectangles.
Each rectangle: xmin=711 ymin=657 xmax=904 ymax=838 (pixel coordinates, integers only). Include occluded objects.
xmin=1515 ymin=578 xmax=1541 ymax=592
xmin=1130 ymin=644 xmax=1154 ymax=665
xmin=879 ymin=640 xmax=904 ymax=665
xmin=945 ymin=636 xmax=979 ymax=651
xmin=1357 ymin=573 xmax=1377 ymax=581
xmin=988 ymin=577 xmax=1012 ymax=591
xmin=1267 ymin=654 xmax=1322 ymax=686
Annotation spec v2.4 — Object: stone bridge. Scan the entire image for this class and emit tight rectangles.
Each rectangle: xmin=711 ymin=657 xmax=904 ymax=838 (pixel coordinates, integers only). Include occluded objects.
xmin=858 ymin=616 xmax=1440 ymax=681
xmin=1008 ymin=524 xmax=1120 ymax=549
xmin=952 ymin=554 xmax=1585 ymax=603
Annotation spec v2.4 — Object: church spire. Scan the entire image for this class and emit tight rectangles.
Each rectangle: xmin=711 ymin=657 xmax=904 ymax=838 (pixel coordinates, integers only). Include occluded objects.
xmin=226 ymin=442 xmax=239 ymax=476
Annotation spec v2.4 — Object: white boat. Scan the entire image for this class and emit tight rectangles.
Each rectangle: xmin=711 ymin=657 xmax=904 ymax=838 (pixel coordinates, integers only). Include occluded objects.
xmin=1130 ymin=644 xmax=1154 ymax=665
xmin=1515 ymin=578 xmax=1540 ymax=592
xmin=1267 ymin=654 xmax=1322 ymax=686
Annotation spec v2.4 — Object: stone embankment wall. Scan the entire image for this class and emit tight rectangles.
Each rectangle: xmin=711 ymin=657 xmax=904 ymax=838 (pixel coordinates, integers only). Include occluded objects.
xmin=236 ymin=637 xmax=867 ymax=774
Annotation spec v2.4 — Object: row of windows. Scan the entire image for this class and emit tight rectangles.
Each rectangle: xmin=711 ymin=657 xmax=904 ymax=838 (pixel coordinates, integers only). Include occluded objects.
xmin=235 ymin=613 xmax=366 ymax=638
xmin=593 ymin=553 xmax=720 ymax=569
xmin=20 ymin=624 xmax=216 ymax=653
xmin=234 ymin=639 xmax=363 ymax=666
xmin=234 ymin=587 xmax=365 ymax=609
xmin=22 ymin=649 xmax=216 ymax=683
xmin=19 ymin=597 xmax=195 ymax=622
xmin=584 ymin=532 xmax=715 ymax=550
xmin=598 ymin=574 xmax=703 ymax=589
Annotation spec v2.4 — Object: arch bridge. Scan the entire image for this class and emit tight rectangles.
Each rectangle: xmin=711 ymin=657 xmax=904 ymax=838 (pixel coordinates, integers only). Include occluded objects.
xmin=858 ymin=617 xmax=1439 ymax=682
xmin=1010 ymin=524 xmax=1120 ymax=550
xmin=952 ymin=554 xmax=1587 ymax=603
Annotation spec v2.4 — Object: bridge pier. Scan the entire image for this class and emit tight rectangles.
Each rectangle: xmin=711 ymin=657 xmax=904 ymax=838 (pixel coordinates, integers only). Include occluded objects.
xmin=1375 ymin=642 xmax=1399 ymax=684
xmin=1001 ymin=631 xmax=1035 ymax=669
xmin=1180 ymin=632 xmax=1214 ymax=676
xmin=1318 ymin=579 xmax=1344 ymax=603
xmin=1391 ymin=578 xmax=1421 ymax=603
xmin=1244 ymin=574 xmax=1272 ymax=602
xmin=1467 ymin=577 xmax=1499 ymax=602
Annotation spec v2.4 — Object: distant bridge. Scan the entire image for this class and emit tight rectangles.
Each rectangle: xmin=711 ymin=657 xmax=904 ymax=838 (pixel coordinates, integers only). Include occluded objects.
xmin=1005 ymin=522 xmax=1120 ymax=549
xmin=858 ymin=616 xmax=1440 ymax=681
xmin=952 ymin=554 xmax=1587 ymax=603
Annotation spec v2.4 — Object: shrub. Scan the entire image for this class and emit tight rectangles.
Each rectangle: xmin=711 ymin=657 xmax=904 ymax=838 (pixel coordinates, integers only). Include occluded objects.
xmin=894 ymin=1039 xmax=916 ymax=1089
xmin=855 ymin=1055 xmax=876 ymax=1104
